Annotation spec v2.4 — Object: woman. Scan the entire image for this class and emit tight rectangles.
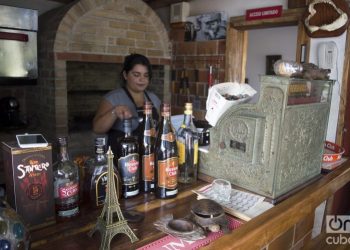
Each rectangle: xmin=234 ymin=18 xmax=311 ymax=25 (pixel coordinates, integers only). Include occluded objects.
xmin=93 ymin=53 xmax=161 ymax=153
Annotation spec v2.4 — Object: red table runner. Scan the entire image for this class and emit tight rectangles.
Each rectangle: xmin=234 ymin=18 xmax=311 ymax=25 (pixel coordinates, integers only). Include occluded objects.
xmin=137 ymin=217 xmax=242 ymax=250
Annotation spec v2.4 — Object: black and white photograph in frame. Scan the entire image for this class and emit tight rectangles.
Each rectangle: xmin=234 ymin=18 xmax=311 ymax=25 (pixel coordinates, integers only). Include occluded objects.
xmin=266 ymin=55 xmax=282 ymax=75
xmin=185 ymin=11 xmax=227 ymax=41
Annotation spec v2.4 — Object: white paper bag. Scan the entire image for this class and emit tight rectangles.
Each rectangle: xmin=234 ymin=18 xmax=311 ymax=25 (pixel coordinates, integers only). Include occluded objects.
xmin=205 ymin=82 xmax=257 ymax=126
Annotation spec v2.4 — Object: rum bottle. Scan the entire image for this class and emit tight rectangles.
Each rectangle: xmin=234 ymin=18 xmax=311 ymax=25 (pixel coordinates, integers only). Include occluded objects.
xmin=140 ymin=101 xmax=156 ymax=192
xmin=176 ymin=103 xmax=199 ymax=183
xmin=155 ymin=103 xmax=178 ymax=199
xmin=117 ymin=118 xmax=140 ymax=198
xmin=84 ymin=137 xmax=121 ymax=207
xmin=53 ymin=137 xmax=79 ymax=218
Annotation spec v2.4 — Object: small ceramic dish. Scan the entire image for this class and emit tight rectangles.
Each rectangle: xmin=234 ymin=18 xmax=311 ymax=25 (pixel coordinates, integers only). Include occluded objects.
xmin=323 ymin=141 xmax=345 ymax=163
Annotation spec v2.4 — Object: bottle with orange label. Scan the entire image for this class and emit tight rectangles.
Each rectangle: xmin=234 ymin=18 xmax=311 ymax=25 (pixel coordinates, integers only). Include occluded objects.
xmin=155 ymin=103 xmax=178 ymax=199
xmin=176 ymin=102 xmax=199 ymax=183
xmin=117 ymin=118 xmax=140 ymax=198
xmin=140 ymin=101 xmax=156 ymax=193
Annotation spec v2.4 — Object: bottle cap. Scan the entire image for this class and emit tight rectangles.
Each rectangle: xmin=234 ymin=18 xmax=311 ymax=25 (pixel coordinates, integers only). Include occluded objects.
xmin=144 ymin=101 xmax=152 ymax=109
xmin=57 ymin=136 xmax=68 ymax=145
xmin=123 ymin=118 xmax=132 ymax=129
xmin=144 ymin=101 xmax=153 ymax=113
xmin=161 ymin=103 xmax=171 ymax=112
xmin=95 ymin=137 xmax=106 ymax=146
xmin=185 ymin=102 xmax=193 ymax=111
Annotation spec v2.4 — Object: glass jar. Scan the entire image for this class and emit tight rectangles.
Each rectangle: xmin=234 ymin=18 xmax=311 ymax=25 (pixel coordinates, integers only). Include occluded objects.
xmin=273 ymin=60 xmax=303 ymax=77
xmin=0 ymin=199 xmax=30 ymax=250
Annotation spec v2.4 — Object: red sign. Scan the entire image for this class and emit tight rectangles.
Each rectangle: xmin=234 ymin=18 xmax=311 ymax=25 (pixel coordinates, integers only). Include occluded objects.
xmin=246 ymin=5 xmax=283 ymax=21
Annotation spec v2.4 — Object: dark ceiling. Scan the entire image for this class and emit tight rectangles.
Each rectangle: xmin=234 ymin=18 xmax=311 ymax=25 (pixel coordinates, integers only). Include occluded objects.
xmin=47 ymin=0 xmax=188 ymax=9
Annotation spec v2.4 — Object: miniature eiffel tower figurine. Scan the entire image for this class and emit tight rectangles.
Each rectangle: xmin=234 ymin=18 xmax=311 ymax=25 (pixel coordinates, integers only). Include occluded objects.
xmin=88 ymin=147 xmax=138 ymax=250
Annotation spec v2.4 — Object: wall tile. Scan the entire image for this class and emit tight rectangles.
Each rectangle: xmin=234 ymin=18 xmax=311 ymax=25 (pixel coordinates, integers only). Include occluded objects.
xmin=294 ymin=213 xmax=314 ymax=243
xmin=268 ymin=226 xmax=295 ymax=250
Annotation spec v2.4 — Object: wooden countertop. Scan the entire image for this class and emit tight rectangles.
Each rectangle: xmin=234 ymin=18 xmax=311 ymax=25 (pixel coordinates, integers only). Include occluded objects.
xmin=30 ymin=159 xmax=350 ymax=250
xmin=31 ymin=181 xmax=211 ymax=250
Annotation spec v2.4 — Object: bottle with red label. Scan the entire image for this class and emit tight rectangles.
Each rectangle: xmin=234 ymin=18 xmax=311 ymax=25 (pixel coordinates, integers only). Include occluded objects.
xmin=53 ymin=137 xmax=79 ymax=218
xmin=117 ymin=118 xmax=140 ymax=198
xmin=140 ymin=101 xmax=156 ymax=193
xmin=155 ymin=103 xmax=178 ymax=199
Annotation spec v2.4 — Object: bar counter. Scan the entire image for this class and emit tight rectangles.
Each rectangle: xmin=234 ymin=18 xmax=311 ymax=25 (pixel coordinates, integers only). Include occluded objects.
xmin=30 ymin=159 xmax=350 ymax=250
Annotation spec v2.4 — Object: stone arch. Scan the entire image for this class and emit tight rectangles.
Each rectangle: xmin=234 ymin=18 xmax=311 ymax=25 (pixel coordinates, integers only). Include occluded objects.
xmin=54 ymin=0 xmax=170 ymax=58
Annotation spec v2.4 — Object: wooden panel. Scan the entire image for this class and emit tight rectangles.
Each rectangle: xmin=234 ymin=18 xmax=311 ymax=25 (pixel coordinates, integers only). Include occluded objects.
xmin=288 ymin=0 xmax=310 ymax=9
xmin=224 ymin=25 xmax=247 ymax=83
xmin=337 ymin=25 xmax=350 ymax=148
xmin=295 ymin=20 xmax=310 ymax=63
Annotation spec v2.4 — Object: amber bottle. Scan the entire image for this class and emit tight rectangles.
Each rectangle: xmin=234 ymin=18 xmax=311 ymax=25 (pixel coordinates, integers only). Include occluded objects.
xmin=155 ymin=103 xmax=178 ymax=199
xmin=140 ymin=101 xmax=156 ymax=193
xmin=117 ymin=119 xmax=140 ymax=198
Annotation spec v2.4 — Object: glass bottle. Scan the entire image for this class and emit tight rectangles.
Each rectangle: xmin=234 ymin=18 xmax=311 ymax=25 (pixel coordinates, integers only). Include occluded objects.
xmin=53 ymin=137 xmax=79 ymax=218
xmin=117 ymin=119 xmax=140 ymax=198
xmin=155 ymin=103 xmax=178 ymax=199
xmin=140 ymin=101 xmax=156 ymax=193
xmin=273 ymin=59 xmax=303 ymax=77
xmin=176 ymin=102 xmax=199 ymax=183
xmin=84 ymin=137 xmax=121 ymax=207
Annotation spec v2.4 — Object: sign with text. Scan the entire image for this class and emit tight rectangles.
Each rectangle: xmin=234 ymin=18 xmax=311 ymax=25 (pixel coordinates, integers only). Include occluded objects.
xmin=246 ymin=5 xmax=283 ymax=21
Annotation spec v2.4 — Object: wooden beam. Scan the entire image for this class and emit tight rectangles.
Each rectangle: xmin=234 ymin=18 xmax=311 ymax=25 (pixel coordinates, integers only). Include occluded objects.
xmin=230 ymin=8 xmax=305 ymax=30
xmin=336 ymin=25 xmax=350 ymax=147
xmin=143 ymin=0 xmax=189 ymax=9
xmin=225 ymin=25 xmax=247 ymax=83
xmin=43 ymin=0 xmax=75 ymax=4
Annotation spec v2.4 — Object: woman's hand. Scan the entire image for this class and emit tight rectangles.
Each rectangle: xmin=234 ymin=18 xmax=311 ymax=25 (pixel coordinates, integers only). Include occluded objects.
xmin=92 ymin=100 xmax=133 ymax=134
xmin=112 ymin=105 xmax=133 ymax=120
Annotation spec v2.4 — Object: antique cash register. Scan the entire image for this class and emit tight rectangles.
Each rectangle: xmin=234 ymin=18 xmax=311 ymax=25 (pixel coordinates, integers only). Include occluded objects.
xmin=200 ymin=75 xmax=334 ymax=201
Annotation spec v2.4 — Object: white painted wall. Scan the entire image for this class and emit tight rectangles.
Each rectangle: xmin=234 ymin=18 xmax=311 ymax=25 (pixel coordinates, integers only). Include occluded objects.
xmin=309 ymin=33 xmax=347 ymax=142
xmin=246 ymin=26 xmax=298 ymax=103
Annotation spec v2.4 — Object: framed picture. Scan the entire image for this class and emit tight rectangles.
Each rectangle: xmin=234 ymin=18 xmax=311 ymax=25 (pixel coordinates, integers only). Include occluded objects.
xmin=266 ymin=55 xmax=282 ymax=75
xmin=185 ymin=12 xmax=227 ymax=41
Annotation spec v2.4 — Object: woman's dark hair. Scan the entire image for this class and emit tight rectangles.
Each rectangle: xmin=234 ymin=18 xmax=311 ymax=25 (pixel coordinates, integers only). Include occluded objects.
xmin=120 ymin=53 xmax=152 ymax=85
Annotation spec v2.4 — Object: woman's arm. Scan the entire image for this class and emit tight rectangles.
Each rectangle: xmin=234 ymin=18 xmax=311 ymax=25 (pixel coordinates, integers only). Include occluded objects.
xmin=92 ymin=99 xmax=133 ymax=134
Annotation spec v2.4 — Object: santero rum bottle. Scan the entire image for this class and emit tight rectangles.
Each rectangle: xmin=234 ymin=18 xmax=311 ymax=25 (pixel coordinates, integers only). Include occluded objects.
xmin=53 ymin=137 xmax=79 ymax=218
xmin=155 ymin=103 xmax=178 ymax=199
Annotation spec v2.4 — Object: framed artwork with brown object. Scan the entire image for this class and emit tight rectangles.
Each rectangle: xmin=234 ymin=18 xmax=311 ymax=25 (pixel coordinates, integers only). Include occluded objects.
xmin=303 ymin=0 xmax=350 ymax=38
xmin=266 ymin=55 xmax=282 ymax=75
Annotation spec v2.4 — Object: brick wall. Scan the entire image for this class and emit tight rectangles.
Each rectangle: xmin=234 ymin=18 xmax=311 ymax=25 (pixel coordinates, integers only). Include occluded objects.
xmin=27 ymin=0 xmax=171 ymax=143
xmin=170 ymin=23 xmax=226 ymax=119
